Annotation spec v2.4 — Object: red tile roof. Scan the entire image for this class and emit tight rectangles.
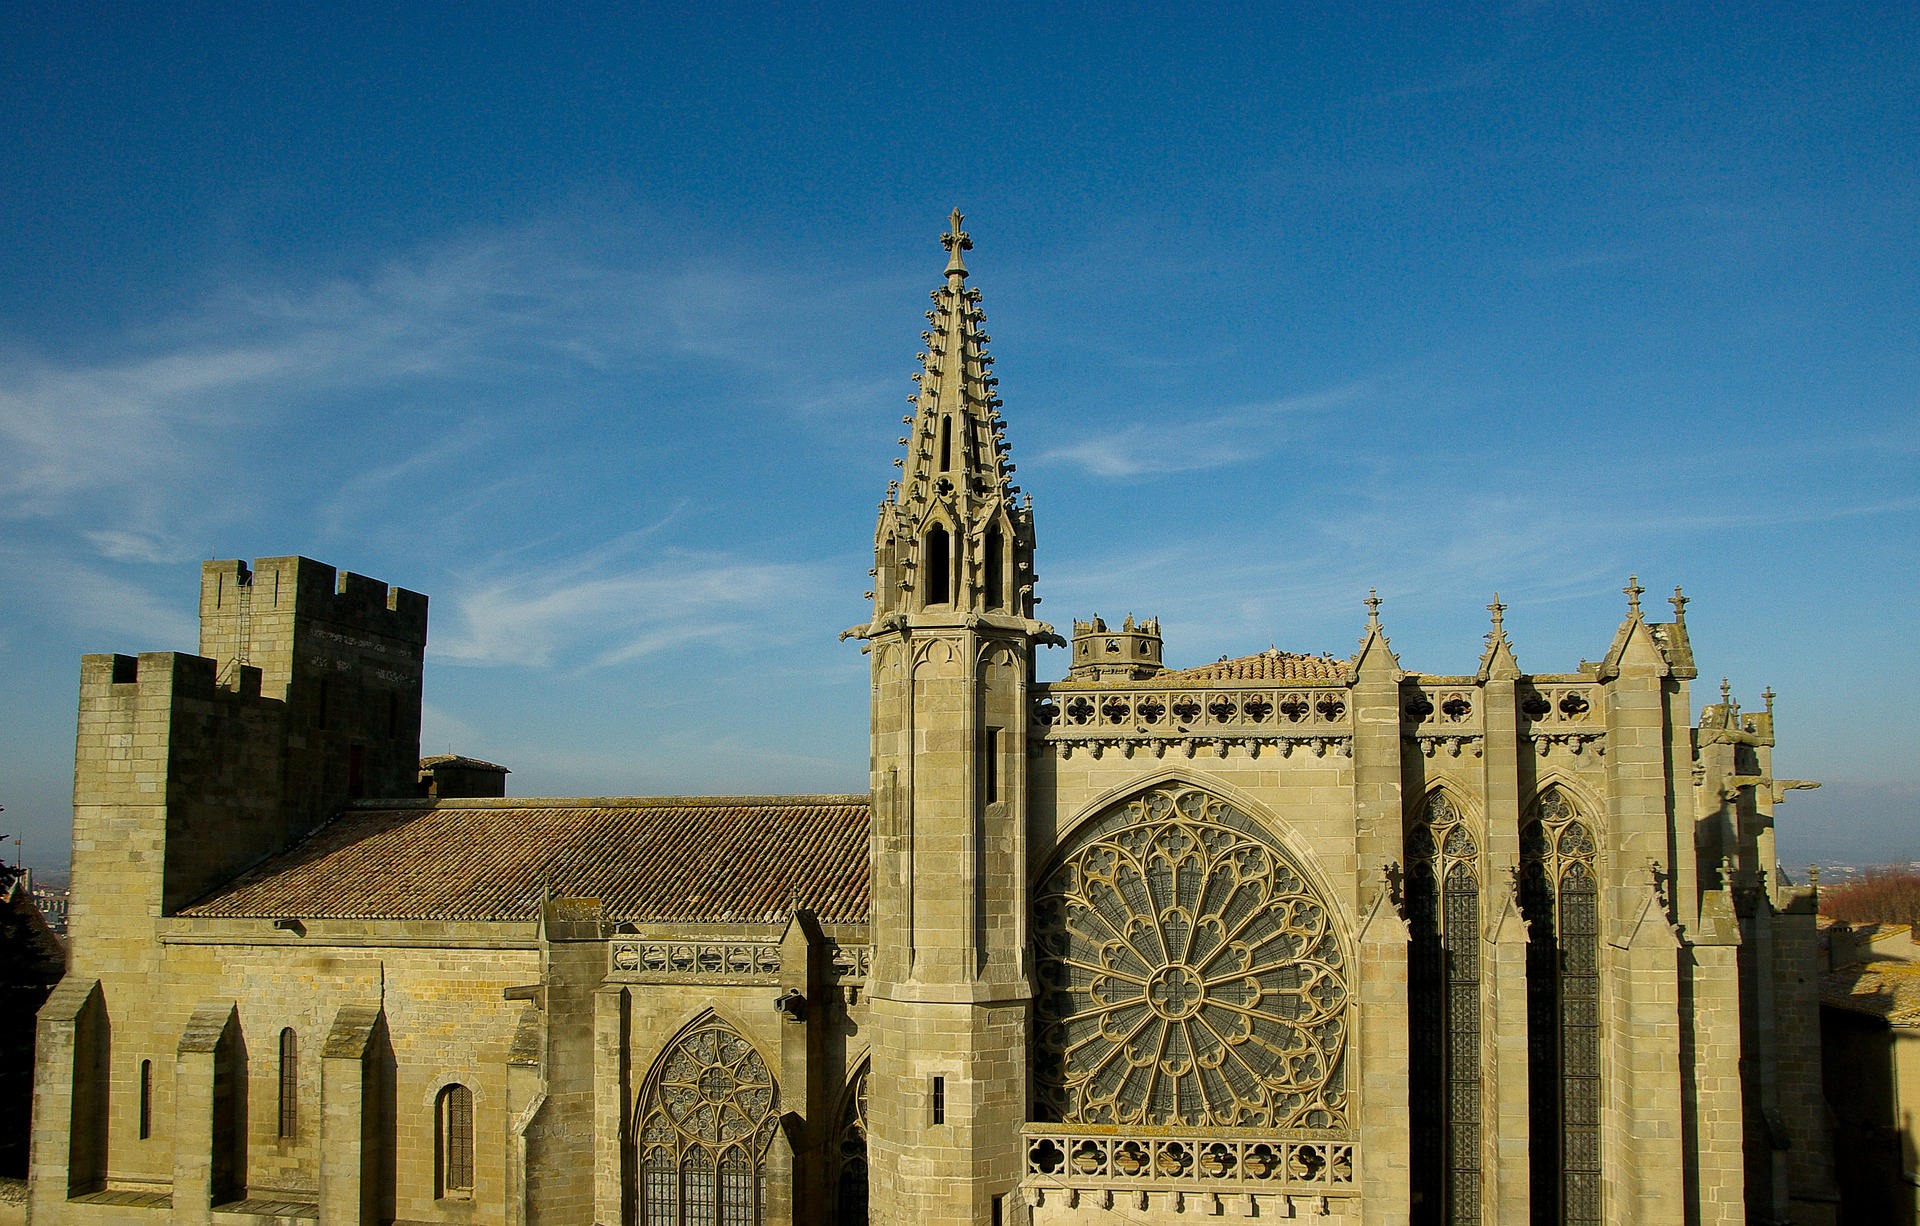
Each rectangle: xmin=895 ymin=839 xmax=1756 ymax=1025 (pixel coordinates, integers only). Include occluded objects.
xmin=1156 ymin=649 xmax=1350 ymax=684
xmin=181 ymin=796 xmax=871 ymax=924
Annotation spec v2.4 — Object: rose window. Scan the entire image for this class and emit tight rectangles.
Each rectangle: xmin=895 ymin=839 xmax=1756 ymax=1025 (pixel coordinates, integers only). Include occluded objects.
xmin=1034 ymin=785 xmax=1349 ymax=1130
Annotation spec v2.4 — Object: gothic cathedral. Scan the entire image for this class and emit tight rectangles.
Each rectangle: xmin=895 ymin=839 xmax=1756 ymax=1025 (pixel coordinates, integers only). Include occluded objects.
xmin=30 ymin=217 xmax=1834 ymax=1226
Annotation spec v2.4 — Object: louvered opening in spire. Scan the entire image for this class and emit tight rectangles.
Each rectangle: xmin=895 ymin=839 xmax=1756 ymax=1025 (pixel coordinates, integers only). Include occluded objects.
xmin=870 ymin=213 xmax=1038 ymax=621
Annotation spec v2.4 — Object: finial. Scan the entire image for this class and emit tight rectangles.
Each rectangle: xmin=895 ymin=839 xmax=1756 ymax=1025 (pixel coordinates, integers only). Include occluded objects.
xmin=1763 ymin=686 xmax=1776 ymax=714
xmin=1364 ymin=588 xmax=1382 ymax=628
xmin=941 ymin=209 xmax=972 ymax=278
xmin=1720 ymin=677 xmax=1731 ymax=707
xmin=1487 ymin=593 xmax=1506 ymax=631
xmin=1624 ymin=574 xmax=1644 ymax=616
xmin=1669 ymin=585 xmax=1688 ymax=622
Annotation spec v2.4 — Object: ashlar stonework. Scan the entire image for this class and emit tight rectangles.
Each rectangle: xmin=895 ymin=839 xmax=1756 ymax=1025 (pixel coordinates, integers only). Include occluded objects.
xmin=30 ymin=216 xmax=1835 ymax=1226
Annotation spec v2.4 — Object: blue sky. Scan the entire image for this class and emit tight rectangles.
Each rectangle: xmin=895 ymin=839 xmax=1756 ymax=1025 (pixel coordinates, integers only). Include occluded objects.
xmin=1 ymin=4 xmax=1914 ymax=870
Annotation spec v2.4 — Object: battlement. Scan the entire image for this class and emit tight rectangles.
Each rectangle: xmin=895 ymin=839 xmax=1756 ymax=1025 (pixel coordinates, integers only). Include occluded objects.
xmin=80 ymin=651 xmax=264 ymax=701
xmin=1068 ymin=613 xmax=1165 ymax=682
xmin=201 ymin=556 xmax=428 ymax=648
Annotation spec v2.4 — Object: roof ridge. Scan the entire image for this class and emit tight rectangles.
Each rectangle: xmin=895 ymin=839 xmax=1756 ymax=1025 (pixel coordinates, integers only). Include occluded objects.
xmin=345 ymin=793 xmax=873 ymax=811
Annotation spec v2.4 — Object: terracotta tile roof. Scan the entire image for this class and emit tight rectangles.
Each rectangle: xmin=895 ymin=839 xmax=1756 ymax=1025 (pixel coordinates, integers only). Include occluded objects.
xmin=419 ymin=754 xmax=510 ymax=772
xmin=1155 ymin=649 xmax=1351 ymax=685
xmin=182 ymin=796 xmax=870 ymax=924
xmin=1823 ymin=960 xmax=1920 ymax=1025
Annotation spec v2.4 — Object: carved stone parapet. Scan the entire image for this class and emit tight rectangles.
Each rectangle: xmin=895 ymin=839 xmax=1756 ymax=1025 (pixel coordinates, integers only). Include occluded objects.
xmin=1518 ymin=684 xmax=1600 ymax=725
xmin=1022 ymin=1126 xmax=1357 ymax=1200
xmin=607 ymin=939 xmax=780 ymax=982
xmin=826 ymin=940 xmax=870 ymax=981
xmin=1033 ymin=687 xmax=1351 ymax=734
xmin=1038 ymin=734 xmax=1353 ymax=761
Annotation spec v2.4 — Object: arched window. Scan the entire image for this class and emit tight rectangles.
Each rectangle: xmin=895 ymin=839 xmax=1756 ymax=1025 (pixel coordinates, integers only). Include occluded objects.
xmin=1033 ymin=784 xmax=1350 ymax=1130
xmin=983 ymin=526 xmax=1004 ymax=610
xmin=637 ymin=1020 xmax=779 ymax=1226
xmin=834 ymin=1065 xmax=869 ymax=1226
xmin=938 ymin=415 xmax=952 ymax=472
xmin=1407 ymin=792 xmax=1481 ymax=1226
xmin=436 ymin=1084 xmax=474 ymax=1199
xmin=923 ymin=525 xmax=951 ymax=606
xmin=277 ymin=1028 xmax=298 ymax=1139
xmin=1520 ymin=788 xmax=1600 ymax=1226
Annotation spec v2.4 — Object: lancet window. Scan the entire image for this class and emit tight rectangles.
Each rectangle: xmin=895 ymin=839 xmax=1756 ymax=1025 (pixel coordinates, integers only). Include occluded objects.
xmin=1033 ymin=784 xmax=1350 ymax=1131
xmin=923 ymin=525 xmax=951 ymax=606
xmin=1519 ymin=788 xmax=1600 ymax=1226
xmin=637 ymin=1019 xmax=780 ymax=1226
xmin=1407 ymin=792 xmax=1481 ymax=1226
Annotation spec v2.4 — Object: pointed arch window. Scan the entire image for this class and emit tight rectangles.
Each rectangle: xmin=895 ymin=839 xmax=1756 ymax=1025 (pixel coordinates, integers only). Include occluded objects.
xmin=436 ymin=1084 xmax=473 ymax=1199
xmin=983 ymin=526 xmax=1004 ymax=610
xmin=923 ymin=525 xmax=951 ymax=606
xmin=1407 ymin=792 xmax=1481 ymax=1226
xmin=1520 ymin=788 xmax=1600 ymax=1226
xmin=637 ymin=1020 xmax=780 ymax=1226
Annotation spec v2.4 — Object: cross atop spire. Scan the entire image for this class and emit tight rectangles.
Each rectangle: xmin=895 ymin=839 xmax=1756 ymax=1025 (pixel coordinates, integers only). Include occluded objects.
xmin=1669 ymin=585 xmax=1689 ymax=622
xmin=1365 ymin=588 xmax=1383 ymax=628
xmin=1624 ymin=574 xmax=1645 ymax=616
xmin=941 ymin=209 xmax=972 ymax=279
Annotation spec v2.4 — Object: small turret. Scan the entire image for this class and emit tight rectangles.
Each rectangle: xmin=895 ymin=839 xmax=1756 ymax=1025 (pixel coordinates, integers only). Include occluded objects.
xmin=1067 ymin=614 xmax=1164 ymax=681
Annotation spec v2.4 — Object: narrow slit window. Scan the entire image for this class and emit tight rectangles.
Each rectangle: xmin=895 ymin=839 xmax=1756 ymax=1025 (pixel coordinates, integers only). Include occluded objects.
xmin=982 ymin=728 xmax=1001 ymax=804
xmin=930 ymin=1076 xmax=946 ymax=1126
xmin=139 ymin=1060 xmax=152 ymax=1139
xmin=277 ymin=1029 xmax=298 ymax=1139
xmin=939 ymin=416 xmax=952 ymax=472
xmin=924 ymin=526 xmax=951 ymax=605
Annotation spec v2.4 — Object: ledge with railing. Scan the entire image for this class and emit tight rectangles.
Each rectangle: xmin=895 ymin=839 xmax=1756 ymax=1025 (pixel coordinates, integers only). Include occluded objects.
xmin=1020 ymin=1124 xmax=1358 ymax=1212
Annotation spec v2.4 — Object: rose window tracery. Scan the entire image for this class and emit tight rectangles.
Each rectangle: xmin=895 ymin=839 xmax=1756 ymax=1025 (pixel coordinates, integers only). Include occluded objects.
xmin=1034 ymin=785 xmax=1349 ymax=1130
xmin=638 ymin=1020 xmax=779 ymax=1226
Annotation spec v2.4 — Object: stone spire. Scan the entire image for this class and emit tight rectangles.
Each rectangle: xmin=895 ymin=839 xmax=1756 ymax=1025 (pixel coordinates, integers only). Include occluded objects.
xmin=868 ymin=212 xmax=1037 ymax=622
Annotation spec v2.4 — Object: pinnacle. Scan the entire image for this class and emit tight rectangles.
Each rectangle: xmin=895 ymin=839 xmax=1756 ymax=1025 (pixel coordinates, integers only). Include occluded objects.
xmin=941 ymin=208 xmax=972 ymax=279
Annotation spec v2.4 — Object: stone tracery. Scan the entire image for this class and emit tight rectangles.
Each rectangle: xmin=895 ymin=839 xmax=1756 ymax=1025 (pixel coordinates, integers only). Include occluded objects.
xmin=637 ymin=1019 xmax=780 ymax=1226
xmin=1034 ymin=784 xmax=1349 ymax=1130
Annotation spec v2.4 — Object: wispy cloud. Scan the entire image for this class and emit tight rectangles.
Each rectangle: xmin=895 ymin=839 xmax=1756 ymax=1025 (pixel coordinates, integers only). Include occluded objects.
xmin=431 ymin=536 xmax=831 ymax=671
xmin=1038 ymin=382 xmax=1374 ymax=478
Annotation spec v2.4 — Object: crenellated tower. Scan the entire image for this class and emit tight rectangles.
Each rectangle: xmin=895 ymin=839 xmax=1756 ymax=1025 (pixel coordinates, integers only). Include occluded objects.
xmin=853 ymin=212 xmax=1053 ymax=1226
